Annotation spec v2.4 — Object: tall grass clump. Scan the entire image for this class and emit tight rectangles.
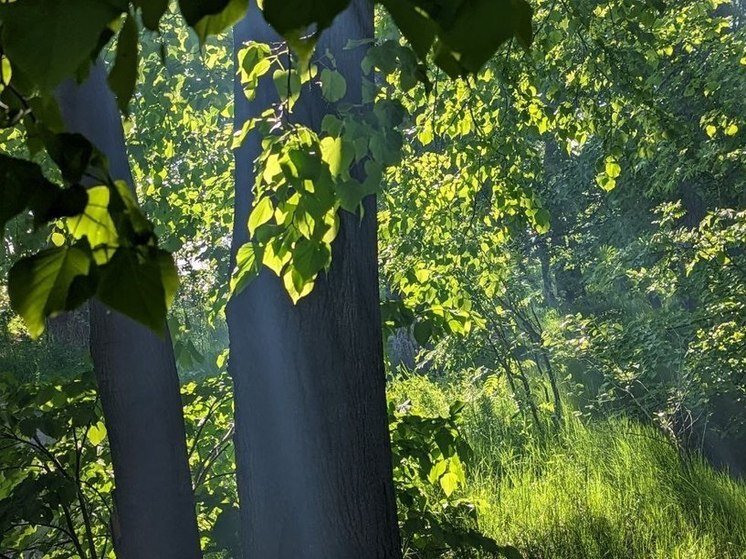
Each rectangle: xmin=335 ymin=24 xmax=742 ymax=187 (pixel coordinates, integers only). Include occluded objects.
xmin=388 ymin=372 xmax=746 ymax=559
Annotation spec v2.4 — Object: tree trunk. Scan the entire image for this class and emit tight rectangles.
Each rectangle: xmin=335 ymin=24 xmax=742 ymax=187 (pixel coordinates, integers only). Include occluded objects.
xmin=228 ymin=3 xmax=402 ymax=557
xmin=57 ymin=64 xmax=203 ymax=559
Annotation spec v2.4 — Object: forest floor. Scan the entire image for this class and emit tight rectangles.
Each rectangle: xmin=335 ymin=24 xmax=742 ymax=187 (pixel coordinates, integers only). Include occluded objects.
xmin=389 ymin=374 xmax=746 ymax=559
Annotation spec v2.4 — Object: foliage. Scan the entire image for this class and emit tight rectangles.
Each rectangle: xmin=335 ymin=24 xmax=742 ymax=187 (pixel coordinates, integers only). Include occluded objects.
xmin=231 ymin=40 xmax=405 ymax=301
xmin=377 ymin=0 xmax=745 ymax=459
xmin=0 ymin=0 xmax=745 ymax=557
xmin=181 ymin=372 xmax=238 ymax=558
xmin=0 ymin=372 xmax=113 ymax=558
xmin=390 ymin=396 xmax=519 ymax=558
xmin=0 ymin=0 xmax=534 ymax=332
xmin=548 ymin=203 xmax=746 ymax=454
xmin=126 ymin=13 xmax=235 ymax=326
xmin=0 ymin=368 xmax=239 ymax=558
xmin=390 ymin=373 xmax=746 ymax=559
xmin=0 ymin=363 xmax=517 ymax=559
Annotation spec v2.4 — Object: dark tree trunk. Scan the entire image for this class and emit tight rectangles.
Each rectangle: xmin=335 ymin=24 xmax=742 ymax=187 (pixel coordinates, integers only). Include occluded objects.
xmin=47 ymin=308 xmax=89 ymax=349
xmin=228 ymin=3 xmax=401 ymax=557
xmin=57 ymin=65 xmax=203 ymax=559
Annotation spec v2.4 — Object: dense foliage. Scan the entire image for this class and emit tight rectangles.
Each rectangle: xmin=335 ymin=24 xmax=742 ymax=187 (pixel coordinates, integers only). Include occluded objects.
xmin=1 ymin=0 xmax=745 ymax=557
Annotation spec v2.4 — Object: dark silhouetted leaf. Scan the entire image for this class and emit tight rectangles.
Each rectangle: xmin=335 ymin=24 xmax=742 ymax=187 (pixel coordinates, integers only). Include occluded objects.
xmin=179 ymin=0 xmax=231 ymax=26
xmin=96 ymin=247 xmax=172 ymax=334
xmin=193 ymin=0 xmax=248 ymax=42
xmin=133 ymin=0 xmax=168 ymax=30
xmin=0 ymin=0 xmax=123 ymax=91
xmin=108 ymin=12 xmax=139 ymax=113
xmin=43 ymin=132 xmax=94 ymax=184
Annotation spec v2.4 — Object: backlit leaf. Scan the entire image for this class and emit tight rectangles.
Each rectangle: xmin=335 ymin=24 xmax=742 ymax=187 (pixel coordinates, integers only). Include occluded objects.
xmin=8 ymin=246 xmax=92 ymax=338
xmin=87 ymin=421 xmax=107 ymax=446
xmin=439 ymin=471 xmax=459 ymax=496
xmin=66 ymin=186 xmax=118 ymax=256
xmin=230 ymin=242 xmax=262 ymax=295
xmin=320 ymin=68 xmax=347 ymax=103
xmin=248 ymin=196 xmax=274 ymax=235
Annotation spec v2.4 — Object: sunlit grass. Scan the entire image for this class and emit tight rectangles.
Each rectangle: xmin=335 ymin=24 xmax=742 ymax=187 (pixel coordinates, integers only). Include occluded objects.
xmin=388 ymin=374 xmax=746 ymax=559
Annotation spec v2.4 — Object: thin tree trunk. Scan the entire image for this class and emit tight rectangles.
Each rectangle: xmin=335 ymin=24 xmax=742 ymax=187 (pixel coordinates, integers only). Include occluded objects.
xmin=57 ymin=64 xmax=203 ymax=559
xmin=228 ymin=2 xmax=401 ymax=557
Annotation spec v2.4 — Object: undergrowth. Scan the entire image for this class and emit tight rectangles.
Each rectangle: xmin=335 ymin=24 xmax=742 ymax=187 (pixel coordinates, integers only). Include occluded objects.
xmin=388 ymin=373 xmax=746 ymax=559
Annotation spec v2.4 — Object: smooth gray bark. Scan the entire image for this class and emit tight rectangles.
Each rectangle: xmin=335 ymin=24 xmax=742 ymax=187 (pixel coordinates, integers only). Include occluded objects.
xmin=228 ymin=2 xmax=401 ymax=557
xmin=57 ymin=65 xmax=202 ymax=559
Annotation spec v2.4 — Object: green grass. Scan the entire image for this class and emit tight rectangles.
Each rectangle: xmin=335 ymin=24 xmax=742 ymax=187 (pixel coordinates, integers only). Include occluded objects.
xmin=388 ymin=374 xmax=746 ymax=559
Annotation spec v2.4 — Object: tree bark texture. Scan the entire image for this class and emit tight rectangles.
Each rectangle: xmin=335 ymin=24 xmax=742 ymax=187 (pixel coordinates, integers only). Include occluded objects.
xmin=57 ymin=64 xmax=203 ymax=559
xmin=228 ymin=2 xmax=402 ymax=557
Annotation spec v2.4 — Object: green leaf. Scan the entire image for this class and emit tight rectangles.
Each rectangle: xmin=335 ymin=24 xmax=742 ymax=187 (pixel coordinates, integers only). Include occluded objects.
xmin=428 ymin=459 xmax=448 ymax=484
xmin=333 ymin=180 xmax=363 ymax=213
xmin=512 ymin=0 xmax=534 ymax=49
xmin=108 ymin=12 xmax=139 ymax=114
xmin=596 ymin=174 xmax=616 ymax=192
xmin=449 ymin=400 xmax=466 ymax=416
xmin=262 ymin=236 xmax=291 ymax=275
xmin=334 ymin=160 xmax=380 ymax=212
xmin=111 ymin=180 xmax=153 ymax=236
xmin=96 ymin=247 xmax=169 ymax=334
xmin=293 ymin=239 xmax=330 ymax=281
xmin=8 ymin=246 xmax=92 ymax=338
xmin=42 ymin=133 xmax=94 ymax=185
xmin=230 ymin=242 xmax=262 ymax=295
xmin=0 ymin=55 xmax=12 ymax=87
xmin=435 ymin=0 xmax=515 ymax=77
xmin=272 ymin=69 xmax=301 ymax=105
xmin=413 ymin=320 xmax=433 ymax=346
xmin=66 ymin=186 xmax=118 ymax=261
xmin=320 ymin=136 xmax=354 ymax=178
xmin=87 ymin=421 xmax=107 ymax=446
xmin=439 ymin=471 xmax=459 ymax=496
xmin=534 ymin=208 xmax=550 ymax=234
xmin=605 ymin=159 xmax=621 ymax=179
xmin=378 ymin=1 xmax=436 ymax=60
xmin=379 ymin=0 xmax=531 ymax=77
xmin=282 ymin=265 xmax=314 ymax=303
xmin=240 ymin=41 xmax=272 ymax=80
xmin=0 ymin=154 xmax=54 ymax=234
xmin=321 ymin=114 xmax=344 ymax=137
xmin=0 ymin=0 xmax=123 ymax=91
xmin=193 ymin=0 xmax=248 ymax=42
xmin=32 ymin=184 xmax=89 ymax=227
xmin=156 ymin=250 xmax=180 ymax=309
xmin=248 ymin=196 xmax=275 ymax=235
xmin=262 ymin=0 xmax=349 ymax=34
xmin=320 ymin=68 xmax=347 ymax=103
xmin=239 ymin=42 xmax=272 ymax=100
